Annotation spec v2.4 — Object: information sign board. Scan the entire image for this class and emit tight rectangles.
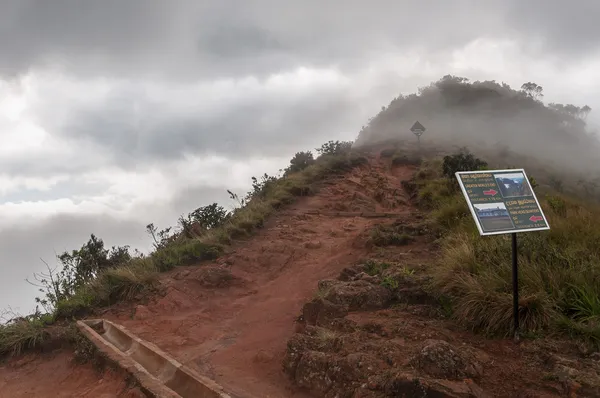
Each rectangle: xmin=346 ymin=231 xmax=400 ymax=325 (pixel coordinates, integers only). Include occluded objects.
xmin=456 ymin=169 xmax=550 ymax=236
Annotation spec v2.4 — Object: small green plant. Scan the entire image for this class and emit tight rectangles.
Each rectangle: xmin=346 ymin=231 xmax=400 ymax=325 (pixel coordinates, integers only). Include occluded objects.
xmin=381 ymin=276 xmax=399 ymax=290
xmin=399 ymin=267 xmax=415 ymax=276
xmin=529 ymin=176 xmax=539 ymax=190
xmin=438 ymin=295 xmax=454 ymax=318
xmin=546 ymin=195 xmax=567 ymax=217
xmin=364 ymin=259 xmax=391 ymax=276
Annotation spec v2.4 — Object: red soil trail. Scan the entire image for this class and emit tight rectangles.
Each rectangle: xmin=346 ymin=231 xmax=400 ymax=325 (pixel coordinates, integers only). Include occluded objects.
xmin=101 ymin=154 xmax=417 ymax=398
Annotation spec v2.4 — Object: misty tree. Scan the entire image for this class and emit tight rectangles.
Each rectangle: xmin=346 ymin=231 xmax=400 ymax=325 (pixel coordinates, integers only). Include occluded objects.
xmin=286 ymin=151 xmax=315 ymax=174
xmin=579 ymin=105 xmax=592 ymax=119
xmin=440 ymin=74 xmax=470 ymax=84
xmin=581 ymin=105 xmax=592 ymax=119
xmin=549 ymin=103 xmax=592 ymax=120
xmin=521 ymin=82 xmax=544 ymax=100
xmin=441 ymin=149 xmax=488 ymax=179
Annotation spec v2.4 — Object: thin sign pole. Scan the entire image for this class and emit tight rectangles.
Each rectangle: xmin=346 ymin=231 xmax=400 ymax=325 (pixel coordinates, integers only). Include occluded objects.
xmin=511 ymin=233 xmax=519 ymax=340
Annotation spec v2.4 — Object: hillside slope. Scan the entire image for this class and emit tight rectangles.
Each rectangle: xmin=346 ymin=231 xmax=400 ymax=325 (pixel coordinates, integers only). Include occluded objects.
xmin=2 ymin=149 xmax=598 ymax=397
xmin=99 ymin=152 xmax=416 ymax=397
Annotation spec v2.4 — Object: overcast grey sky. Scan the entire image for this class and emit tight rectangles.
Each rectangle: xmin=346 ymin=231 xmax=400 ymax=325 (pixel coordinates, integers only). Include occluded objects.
xmin=2 ymin=0 xmax=600 ymax=314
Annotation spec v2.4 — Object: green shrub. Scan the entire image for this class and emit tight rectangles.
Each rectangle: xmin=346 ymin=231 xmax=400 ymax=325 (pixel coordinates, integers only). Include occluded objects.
xmin=546 ymin=195 xmax=567 ymax=217
xmin=152 ymin=239 xmax=222 ymax=271
xmin=364 ymin=259 xmax=391 ymax=276
xmin=381 ymin=276 xmax=399 ymax=290
xmin=286 ymin=151 xmax=315 ymax=174
xmin=441 ymin=150 xmax=487 ymax=179
xmin=178 ymin=203 xmax=230 ymax=238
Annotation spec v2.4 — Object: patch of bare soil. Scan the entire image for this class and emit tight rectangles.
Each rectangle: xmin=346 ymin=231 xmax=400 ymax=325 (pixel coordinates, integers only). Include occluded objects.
xmin=0 ymin=349 xmax=143 ymax=398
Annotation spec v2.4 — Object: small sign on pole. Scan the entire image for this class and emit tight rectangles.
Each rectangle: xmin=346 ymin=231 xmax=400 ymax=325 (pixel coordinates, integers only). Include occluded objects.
xmin=455 ymin=169 xmax=550 ymax=339
xmin=410 ymin=121 xmax=426 ymax=150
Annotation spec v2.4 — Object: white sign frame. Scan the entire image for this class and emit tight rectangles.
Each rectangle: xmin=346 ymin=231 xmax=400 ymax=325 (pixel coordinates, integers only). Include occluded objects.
xmin=456 ymin=168 xmax=551 ymax=236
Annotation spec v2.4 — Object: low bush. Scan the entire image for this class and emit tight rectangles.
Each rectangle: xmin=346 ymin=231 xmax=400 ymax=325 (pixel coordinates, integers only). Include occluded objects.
xmin=441 ymin=149 xmax=488 ymax=179
xmin=286 ymin=151 xmax=315 ymax=174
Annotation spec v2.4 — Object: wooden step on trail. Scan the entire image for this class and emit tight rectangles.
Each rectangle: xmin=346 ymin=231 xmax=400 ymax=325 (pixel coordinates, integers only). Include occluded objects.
xmin=77 ymin=319 xmax=233 ymax=398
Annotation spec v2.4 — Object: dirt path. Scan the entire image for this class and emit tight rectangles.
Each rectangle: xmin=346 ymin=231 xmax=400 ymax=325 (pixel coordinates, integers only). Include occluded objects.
xmin=104 ymin=155 xmax=416 ymax=397
xmin=0 ymin=349 xmax=144 ymax=398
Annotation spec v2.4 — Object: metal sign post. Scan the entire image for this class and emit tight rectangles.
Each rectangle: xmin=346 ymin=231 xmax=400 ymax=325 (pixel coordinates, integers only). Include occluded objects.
xmin=455 ymin=169 xmax=550 ymax=340
xmin=512 ymin=233 xmax=519 ymax=336
xmin=410 ymin=121 xmax=426 ymax=151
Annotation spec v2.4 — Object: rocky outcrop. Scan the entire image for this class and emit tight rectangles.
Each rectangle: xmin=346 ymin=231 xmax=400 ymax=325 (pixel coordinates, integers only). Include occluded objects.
xmin=318 ymin=279 xmax=393 ymax=311
xmin=283 ymin=264 xmax=490 ymax=397
xmin=409 ymin=340 xmax=483 ymax=380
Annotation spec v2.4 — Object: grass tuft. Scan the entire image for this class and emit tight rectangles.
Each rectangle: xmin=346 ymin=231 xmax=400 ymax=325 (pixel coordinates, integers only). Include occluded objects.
xmin=0 ymin=317 xmax=52 ymax=357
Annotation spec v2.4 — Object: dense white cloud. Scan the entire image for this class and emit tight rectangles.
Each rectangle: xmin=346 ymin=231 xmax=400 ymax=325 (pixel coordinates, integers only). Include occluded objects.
xmin=1 ymin=1 xmax=600 ymax=314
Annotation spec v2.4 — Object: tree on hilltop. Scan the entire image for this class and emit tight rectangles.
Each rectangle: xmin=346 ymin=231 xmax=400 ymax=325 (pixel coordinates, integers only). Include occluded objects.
xmin=520 ymin=82 xmax=544 ymax=100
